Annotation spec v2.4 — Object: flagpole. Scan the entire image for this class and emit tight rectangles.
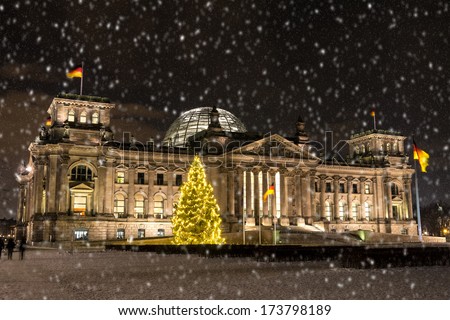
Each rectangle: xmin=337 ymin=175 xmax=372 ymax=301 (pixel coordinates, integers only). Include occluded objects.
xmin=413 ymin=160 xmax=423 ymax=242
xmin=259 ymin=212 xmax=262 ymax=245
xmin=80 ymin=61 xmax=84 ymax=95
xmin=373 ymin=113 xmax=376 ymax=130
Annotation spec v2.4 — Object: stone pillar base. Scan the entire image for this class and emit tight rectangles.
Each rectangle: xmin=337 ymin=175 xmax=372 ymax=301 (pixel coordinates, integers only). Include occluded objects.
xmin=280 ymin=217 xmax=290 ymax=227
xmin=262 ymin=217 xmax=272 ymax=226
xmin=245 ymin=217 xmax=256 ymax=226
xmin=296 ymin=217 xmax=306 ymax=226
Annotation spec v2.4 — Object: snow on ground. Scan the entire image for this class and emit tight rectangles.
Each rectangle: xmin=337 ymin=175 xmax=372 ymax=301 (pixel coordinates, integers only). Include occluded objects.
xmin=0 ymin=248 xmax=449 ymax=300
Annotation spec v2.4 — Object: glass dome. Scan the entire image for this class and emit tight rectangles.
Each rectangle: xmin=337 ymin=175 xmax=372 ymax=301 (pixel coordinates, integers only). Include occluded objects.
xmin=163 ymin=107 xmax=247 ymax=147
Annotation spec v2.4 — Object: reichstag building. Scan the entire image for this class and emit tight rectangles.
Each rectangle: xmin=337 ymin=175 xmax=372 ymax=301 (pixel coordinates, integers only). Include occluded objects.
xmin=15 ymin=93 xmax=417 ymax=243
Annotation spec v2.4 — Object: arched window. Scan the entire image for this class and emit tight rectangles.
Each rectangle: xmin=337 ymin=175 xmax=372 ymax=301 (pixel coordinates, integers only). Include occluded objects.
xmin=92 ymin=112 xmax=99 ymax=124
xmin=114 ymin=194 xmax=126 ymax=218
xmin=68 ymin=110 xmax=75 ymax=122
xmin=338 ymin=201 xmax=345 ymax=220
xmin=134 ymin=194 xmax=145 ymax=218
xmin=154 ymin=194 xmax=165 ymax=217
xmin=354 ymin=146 xmax=360 ymax=155
xmin=391 ymin=183 xmax=400 ymax=196
xmin=80 ymin=111 xmax=87 ymax=123
xmin=393 ymin=142 xmax=398 ymax=153
xmin=386 ymin=143 xmax=391 ymax=153
xmin=325 ymin=201 xmax=332 ymax=221
xmin=70 ymin=165 xmax=93 ymax=181
xmin=361 ymin=144 xmax=365 ymax=154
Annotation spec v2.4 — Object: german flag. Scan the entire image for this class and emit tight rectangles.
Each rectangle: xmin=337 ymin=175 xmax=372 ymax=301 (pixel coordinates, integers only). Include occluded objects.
xmin=263 ymin=183 xmax=275 ymax=202
xmin=66 ymin=65 xmax=83 ymax=78
xmin=413 ymin=139 xmax=430 ymax=173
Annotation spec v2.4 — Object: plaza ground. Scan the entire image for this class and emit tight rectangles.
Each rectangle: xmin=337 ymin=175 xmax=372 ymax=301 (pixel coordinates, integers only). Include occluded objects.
xmin=1 ymin=247 xmax=449 ymax=300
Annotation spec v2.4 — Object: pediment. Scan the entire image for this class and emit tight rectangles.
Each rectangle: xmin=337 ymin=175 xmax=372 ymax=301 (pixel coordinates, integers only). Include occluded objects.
xmin=226 ymin=134 xmax=319 ymax=161
xmin=70 ymin=183 xmax=94 ymax=191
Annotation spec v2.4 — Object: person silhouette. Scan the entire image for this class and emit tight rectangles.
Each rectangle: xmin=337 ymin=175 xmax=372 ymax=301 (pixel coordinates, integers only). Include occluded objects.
xmin=6 ymin=238 xmax=15 ymax=260
xmin=19 ymin=239 xmax=26 ymax=260
xmin=0 ymin=237 xmax=4 ymax=259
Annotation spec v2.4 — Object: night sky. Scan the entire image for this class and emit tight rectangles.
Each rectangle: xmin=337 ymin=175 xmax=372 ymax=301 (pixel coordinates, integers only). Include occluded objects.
xmin=1 ymin=0 xmax=449 ymax=219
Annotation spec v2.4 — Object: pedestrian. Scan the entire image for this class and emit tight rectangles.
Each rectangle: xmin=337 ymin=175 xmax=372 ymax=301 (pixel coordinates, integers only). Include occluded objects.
xmin=6 ymin=238 xmax=15 ymax=260
xmin=19 ymin=239 xmax=26 ymax=260
xmin=0 ymin=237 xmax=4 ymax=259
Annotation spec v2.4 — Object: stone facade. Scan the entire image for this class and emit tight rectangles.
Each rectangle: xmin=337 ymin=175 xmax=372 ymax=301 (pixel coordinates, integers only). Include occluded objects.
xmin=15 ymin=94 xmax=417 ymax=243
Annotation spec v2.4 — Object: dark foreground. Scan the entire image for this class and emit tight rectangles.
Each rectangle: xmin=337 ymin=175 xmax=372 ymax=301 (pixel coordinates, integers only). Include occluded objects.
xmin=1 ymin=249 xmax=449 ymax=299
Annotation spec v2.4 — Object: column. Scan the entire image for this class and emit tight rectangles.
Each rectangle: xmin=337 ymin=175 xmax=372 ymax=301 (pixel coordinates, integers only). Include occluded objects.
xmin=279 ymin=168 xmax=288 ymax=217
xmin=320 ymin=175 xmax=326 ymax=219
xmin=405 ymin=177 xmax=413 ymax=220
xmin=103 ymin=157 xmax=115 ymax=214
xmin=252 ymin=168 xmax=260 ymax=218
xmin=346 ymin=176 xmax=353 ymax=220
xmin=385 ymin=177 xmax=393 ymax=219
xmin=295 ymin=170 xmax=302 ymax=217
xmin=58 ymin=155 xmax=69 ymax=213
xmin=227 ymin=169 xmax=235 ymax=216
xmin=372 ymin=176 xmax=379 ymax=220
xmin=148 ymin=170 xmax=155 ymax=218
xmin=245 ymin=170 xmax=252 ymax=216
xmin=359 ymin=177 xmax=366 ymax=220
xmin=166 ymin=168 xmax=173 ymax=216
xmin=127 ymin=166 xmax=135 ymax=217
xmin=47 ymin=154 xmax=58 ymax=213
xmin=33 ymin=157 xmax=46 ymax=215
xmin=236 ymin=168 xmax=244 ymax=218
xmin=262 ymin=168 xmax=269 ymax=217
xmin=302 ymin=171 xmax=312 ymax=221
xmin=333 ymin=175 xmax=340 ymax=220
xmin=309 ymin=170 xmax=316 ymax=220
xmin=269 ymin=170 xmax=276 ymax=217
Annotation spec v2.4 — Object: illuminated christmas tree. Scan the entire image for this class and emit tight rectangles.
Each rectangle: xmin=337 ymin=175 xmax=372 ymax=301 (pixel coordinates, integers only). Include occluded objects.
xmin=172 ymin=155 xmax=225 ymax=245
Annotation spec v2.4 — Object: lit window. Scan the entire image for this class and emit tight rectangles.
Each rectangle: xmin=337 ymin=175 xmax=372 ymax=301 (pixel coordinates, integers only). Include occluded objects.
xmin=116 ymin=171 xmax=125 ymax=184
xmin=338 ymin=201 xmax=345 ymax=220
xmin=80 ymin=111 xmax=87 ymax=123
xmin=351 ymin=203 xmax=358 ymax=220
xmin=138 ymin=229 xmax=145 ymax=238
xmin=74 ymin=229 xmax=88 ymax=241
xmin=364 ymin=184 xmax=370 ymax=194
xmin=157 ymin=229 xmax=165 ymax=237
xmin=73 ymin=195 xmax=87 ymax=215
xmin=71 ymin=165 xmax=93 ymax=181
xmin=135 ymin=194 xmax=145 ymax=218
xmin=116 ymin=228 xmax=125 ymax=239
xmin=92 ymin=112 xmax=99 ymax=124
xmin=154 ymin=194 xmax=164 ymax=217
xmin=325 ymin=201 xmax=332 ymax=220
xmin=68 ymin=110 xmax=75 ymax=122
xmin=114 ymin=194 xmax=126 ymax=218
xmin=364 ymin=202 xmax=371 ymax=220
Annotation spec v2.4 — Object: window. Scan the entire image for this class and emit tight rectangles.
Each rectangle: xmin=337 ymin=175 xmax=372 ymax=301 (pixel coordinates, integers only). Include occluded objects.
xmin=137 ymin=172 xmax=145 ymax=184
xmin=157 ymin=229 xmax=165 ymax=237
xmin=364 ymin=202 xmax=371 ymax=220
xmin=364 ymin=184 xmax=370 ymax=194
xmin=156 ymin=173 xmax=164 ymax=185
xmin=74 ymin=229 xmax=88 ymax=241
xmin=154 ymin=194 xmax=164 ymax=217
xmin=116 ymin=171 xmax=125 ymax=183
xmin=92 ymin=112 xmax=99 ymax=124
xmin=386 ymin=143 xmax=391 ymax=153
xmin=339 ymin=183 xmax=345 ymax=193
xmin=338 ymin=201 xmax=345 ymax=220
xmin=325 ymin=182 xmax=332 ymax=193
xmin=116 ymin=228 xmax=125 ymax=239
xmin=175 ymin=174 xmax=183 ymax=186
xmin=80 ymin=111 xmax=87 ymax=123
xmin=138 ymin=229 xmax=145 ymax=238
xmin=354 ymin=146 xmax=360 ymax=155
xmin=351 ymin=203 xmax=358 ymax=220
xmin=391 ymin=184 xmax=399 ymax=196
xmin=315 ymin=180 xmax=320 ymax=192
xmin=73 ymin=196 xmax=87 ymax=215
xmin=392 ymin=205 xmax=399 ymax=220
xmin=68 ymin=110 xmax=75 ymax=122
xmin=135 ymin=194 xmax=145 ymax=218
xmin=114 ymin=194 xmax=126 ymax=217
xmin=325 ymin=201 xmax=332 ymax=220
xmin=361 ymin=144 xmax=365 ymax=154
xmin=352 ymin=183 xmax=358 ymax=194
xmin=71 ymin=165 xmax=93 ymax=181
